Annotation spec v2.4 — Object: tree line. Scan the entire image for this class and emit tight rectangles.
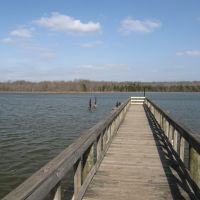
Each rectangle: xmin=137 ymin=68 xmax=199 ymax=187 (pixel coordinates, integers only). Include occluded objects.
xmin=0 ymin=80 xmax=200 ymax=92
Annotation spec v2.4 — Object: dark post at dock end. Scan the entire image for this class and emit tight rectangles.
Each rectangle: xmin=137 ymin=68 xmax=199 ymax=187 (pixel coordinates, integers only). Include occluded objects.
xmin=143 ymin=87 xmax=146 ymax=97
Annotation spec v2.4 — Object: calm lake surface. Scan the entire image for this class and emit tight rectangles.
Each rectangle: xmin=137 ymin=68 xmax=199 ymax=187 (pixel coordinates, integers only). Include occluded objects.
xmin=0 ymin=92 xmax=200 ymax=198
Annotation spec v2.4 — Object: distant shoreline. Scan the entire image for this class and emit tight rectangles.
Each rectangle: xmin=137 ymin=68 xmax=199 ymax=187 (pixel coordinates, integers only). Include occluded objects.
xmin=1 ymin=80 xmax=200 ymax=92
xmin=0 ymin=91 xmax=199 ymax=94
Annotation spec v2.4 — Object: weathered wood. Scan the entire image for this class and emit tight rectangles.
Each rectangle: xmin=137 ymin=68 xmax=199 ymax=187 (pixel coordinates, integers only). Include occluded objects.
xmin=83 ymin=100 xmax=200 ymax=200
xmin=168 ymin=125 xmax=174 ymax=145
xmin=83 ymin=105 xmax=179 ymax=200
xmin=96 ymin=134 xmax=102 ymax=161
xmin=180 ymin=137 xmax=190 ymax=168
xmin=190 ymin=148 xmax=200 ymax=187
xmin=131 ymin=96 xmax=145 ymax=105
xmin=146 ymin=98 xmax=200 ymax=197
xmin=82 ymin=144 xmax=94 ymax=182
xmin=3 ymin=97 xmax=200 ymax=200
xmin=146 ymin=98 xmax=200 ymax=155
xmin=73 ymin=159 xmax=82 ymax=199
xmin=76 ymin=166 xmax=96 ymax=200
xmin=2 ymin=98 xmax=130 ymax=200
xmin=50 ymin=182 xmax=61 ymax=200
xmin=173 ymin=129 xmax=180 ymax=154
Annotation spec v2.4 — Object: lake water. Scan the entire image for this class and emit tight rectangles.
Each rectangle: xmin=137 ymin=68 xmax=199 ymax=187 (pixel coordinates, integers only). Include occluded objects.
xmin=0 ymin=92 xmax=200 ymax=198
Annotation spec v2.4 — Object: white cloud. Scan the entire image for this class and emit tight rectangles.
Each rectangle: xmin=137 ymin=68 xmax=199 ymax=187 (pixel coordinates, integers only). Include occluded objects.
xmin=77 ymin=63 xmax=129 ymax=71
xmin=70 ymin=63 xmax=131 ymax=81
xmin=0 ymin=37 xmax=13 ymax=44
xmin=176 ymin=50 xmax=200 ymax=57
xmin=79 ymin=64 xmax=96 ymax=69
xmin=40 ymin=52 xmax=56 ymax=60
xmin=5 ymin=40 xmax=56 ymax=61
xmin=34 ymin=12 xmax=101 ymax=33
xmin=10 ymin=28 xmax=33 ymax=38
xmin=120 ymin=17 xmax=161 ymax=34
xmin=80 ymin=40 xmax=103 ymax=48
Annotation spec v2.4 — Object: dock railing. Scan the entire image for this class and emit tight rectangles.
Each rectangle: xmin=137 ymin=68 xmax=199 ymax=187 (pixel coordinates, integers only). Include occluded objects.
xmin=3 ymin=96 xmax=200 ymax=199
xmin=145 ymin=98 xmax=200 ymax=192
xmin=3 ymin=98 xmax=130 ymax=200
xmin=131 ymin=96 xmax=145 ymax=105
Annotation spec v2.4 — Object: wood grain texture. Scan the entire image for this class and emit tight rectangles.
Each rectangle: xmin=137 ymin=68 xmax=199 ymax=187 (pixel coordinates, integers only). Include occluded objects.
xmin=82 ymin=105 xmax=189 ymax=200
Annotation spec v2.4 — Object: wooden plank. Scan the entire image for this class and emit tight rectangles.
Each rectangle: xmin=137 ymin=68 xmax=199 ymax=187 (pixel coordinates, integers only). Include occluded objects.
xmin=82 ymin=105 xmax=190 ymax=200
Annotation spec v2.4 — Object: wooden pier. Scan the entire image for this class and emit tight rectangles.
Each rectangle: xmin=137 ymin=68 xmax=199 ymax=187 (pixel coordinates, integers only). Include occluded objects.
xmin=83 ymin=104 xmax=177 ymax=200
xmin=2 ymin=97 xmax=200 ymax=200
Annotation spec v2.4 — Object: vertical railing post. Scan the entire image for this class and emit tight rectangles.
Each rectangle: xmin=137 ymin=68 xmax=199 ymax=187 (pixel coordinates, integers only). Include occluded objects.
xmin=73 ymin=158 xmax=82 ymax=199
xmin=116 ymin=114 xmax=119 ymax=130
xmin=174 ymin=130 xmax=181 ymax=155
xmin=189 ymin=148 xmax=200 ymax=187
xmin=166 ymin=121 xmax=169 ymax=138
xmin=163 ymin=118 xmax=165 ymax=133
xmin=97 ymin=134 xmax=103 ymax=162
xmin=169 ymin=125 xmax=174 ymax=145
xmin=180 ymin=137 xmax=189 ymax=168
xmin=168 ymin=123 xmax=171 ymax=139
xmin=103 ymin=128 xmax=107 ymax=150
xmin=108 ymin=125 xmax=111 ymax=141
xmin=82 ymin=144 xmax=94 ymax=182
xmin=166 ymin=120 xmax=169 ymax=137
xmin=50 ymin=182 xmax=61 ymax=200
xmin=112 ymin=118 xmax=116 ymax=135
xmin=159 ymin=112 xmax=162 ymax=126
xmin=160 ymin=115 xmax=163 ymax=129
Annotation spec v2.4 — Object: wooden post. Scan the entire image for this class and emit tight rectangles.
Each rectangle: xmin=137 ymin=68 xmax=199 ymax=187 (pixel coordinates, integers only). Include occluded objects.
xmin=102 ymin=129 xmax=107 ymax=150
xmin=82 ymin=144 xmax=94 ymax=182
xmin=166 ymin=121 xmax=169 ymax=138
xmin=189 ymin=147 xmax=200 ymax=187
xmin=107 ymin=125 xmax=111 ymax=142
xmin=116 ymin=115 xmax=119 ymax=129
xmin=119 ymin=111 xmax=122 ymax=123
xmin=173 ymin=130 xmax=181 ymax=155
xmin=163 ymin=118 xmax=165 ymax=133
xmin=73 ymin=159 xmax=82 ymax=199
xmin=97 ymin=134 xmax=103 ymax=162
xmin=180 ymin=137 xmax=189 ymax=168
xmin=168 ymin=123 xmax=172 ymax=141
xmin=170 ymin=125 xmax=174 ymax=145
xmin=162 ymin=116 xmax=165 ymax=130
xmin=154 ymin=109 xmax=157 ymax=120
xmin=160 ymin=115 xmax=163 ymax=129
xmin=111 ymin=120 xmax=115 ymax=136
xmin=160 ymin=113 xmax=162 ymax=127
xmin=156 ymin=110 xmax=159 ymax=122
xmin=50 ymin=182 xmax=61 ymax=200
xmin=109 ymin=123 xmax=112 ymax=137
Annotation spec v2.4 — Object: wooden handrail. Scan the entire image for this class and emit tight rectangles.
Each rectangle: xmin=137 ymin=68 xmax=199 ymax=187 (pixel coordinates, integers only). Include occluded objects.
xmin=145 ymin=97 xmax=200 ymax=188
xmin=145 ymin=98 xmax=200 ymax=153
xmin=131 ymin=96 xmax=145 ymax=105
xmin=3 ymin=98 xmax=130 ymax=200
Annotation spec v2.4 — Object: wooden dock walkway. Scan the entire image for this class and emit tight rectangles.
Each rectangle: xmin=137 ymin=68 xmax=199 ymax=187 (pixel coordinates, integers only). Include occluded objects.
xmin=83 ymin=105 xmax=186 ymax=199
xmin=3 ymin=97 xmax=200 ymax=200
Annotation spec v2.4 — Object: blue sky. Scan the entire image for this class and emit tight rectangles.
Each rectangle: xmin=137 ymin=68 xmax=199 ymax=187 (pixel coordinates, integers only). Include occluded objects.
xmin=0 ymin=0 xmax=200 ymax=82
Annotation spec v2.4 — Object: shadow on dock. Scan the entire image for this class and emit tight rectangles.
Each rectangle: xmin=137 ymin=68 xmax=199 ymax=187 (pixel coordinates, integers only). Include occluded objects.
xmin=144 ymin=105 xmax=199 ymax=200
